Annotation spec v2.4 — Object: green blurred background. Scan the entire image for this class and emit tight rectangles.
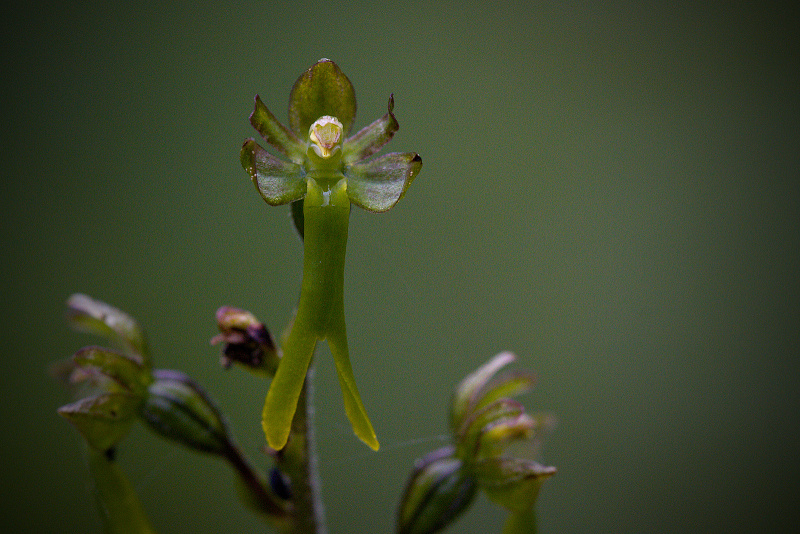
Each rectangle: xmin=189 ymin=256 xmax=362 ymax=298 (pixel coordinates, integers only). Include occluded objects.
xmin=3 ymin=1 xmax=798 ymax=532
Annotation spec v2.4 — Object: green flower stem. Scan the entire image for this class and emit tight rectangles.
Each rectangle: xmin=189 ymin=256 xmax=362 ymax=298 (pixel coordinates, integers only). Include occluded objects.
xmin=275 ymin=364 xmax=326 ymax=534
xmin=88 ymin=448 xmax=157 ymax=534
xmin=500 ymin=508 xmax=537 ymax=534
xmin=221 ymin=442 xmax=289 ymax=521
xmin=262 ymin=176 xmax=378 ymax=452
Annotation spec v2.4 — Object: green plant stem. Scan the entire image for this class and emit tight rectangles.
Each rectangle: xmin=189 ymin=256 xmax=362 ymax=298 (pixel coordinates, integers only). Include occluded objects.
xmin=88 ymin=448 xmax=157 ymax=534
xmin=222 ymin=442 xmax=288 ymax=520
xmin=276 ymin=364 xmax=327 ymax=534
xmin=501 ymin=508 xmax=537 ymax=534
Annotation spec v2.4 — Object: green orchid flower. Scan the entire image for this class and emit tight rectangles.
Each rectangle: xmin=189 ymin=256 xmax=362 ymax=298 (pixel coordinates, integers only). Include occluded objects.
xmin=240 ymin=59 xmax=422 ymax=451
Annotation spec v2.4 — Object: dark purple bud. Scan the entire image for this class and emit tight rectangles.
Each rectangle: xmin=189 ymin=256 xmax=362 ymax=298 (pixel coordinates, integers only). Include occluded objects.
xmin=210 ymin=306 xmax=280 ymax=376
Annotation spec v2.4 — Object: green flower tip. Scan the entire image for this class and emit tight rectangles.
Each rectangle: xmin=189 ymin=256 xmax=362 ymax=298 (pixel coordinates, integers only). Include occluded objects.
xmin=241 ymin=58 xmax=422 ymax=214
xmin=66 ymin=293 xmax=150 ymax=365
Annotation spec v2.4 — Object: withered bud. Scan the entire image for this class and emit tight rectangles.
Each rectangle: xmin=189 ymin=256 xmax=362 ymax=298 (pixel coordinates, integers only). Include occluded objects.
xmin=210 ymin=306 xmax=280 ymax=376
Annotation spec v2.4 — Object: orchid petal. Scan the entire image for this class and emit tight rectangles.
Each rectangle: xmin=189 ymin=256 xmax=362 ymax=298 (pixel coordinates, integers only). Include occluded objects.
xmin=241 ymin=139 xmax=306 ymax=206
xmin=451 ymin=352 xmax=517 ymax=433
xmin=472 ymin=457 xmax=556 ymax=513
xmin=343 ymin=94 xmax=399 ymax=164
xmin=345 ymin=152 xmax=422 ymax=213
xmin=66 ymin=294 xmax=150 ymax=364
xmin=250 ymin=96 xmax=306 ymax=163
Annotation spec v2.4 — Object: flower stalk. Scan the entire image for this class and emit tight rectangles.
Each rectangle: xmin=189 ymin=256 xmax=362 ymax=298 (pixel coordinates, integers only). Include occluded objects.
xmin=88 ymin=448 xmax=158 ymax=534
xmin=271 ymin=365 xmax=327 ymax=534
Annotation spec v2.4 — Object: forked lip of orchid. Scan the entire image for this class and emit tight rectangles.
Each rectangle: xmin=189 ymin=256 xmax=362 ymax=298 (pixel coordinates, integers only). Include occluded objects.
xmin=309 ymin=116 xmax=343 ymax=158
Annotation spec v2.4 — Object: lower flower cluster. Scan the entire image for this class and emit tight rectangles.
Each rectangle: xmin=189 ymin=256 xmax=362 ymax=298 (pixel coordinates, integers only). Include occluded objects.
xmin=397 ymin=352 xmax=556 ymax=534
xmin=55 ymin=295 xmax=289 ymax=525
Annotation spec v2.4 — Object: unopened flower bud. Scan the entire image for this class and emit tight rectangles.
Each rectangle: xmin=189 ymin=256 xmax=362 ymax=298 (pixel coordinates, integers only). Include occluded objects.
xmin=139 ymin=369 xmax=232 ymax=456
xmin=211 ymin=306 xmax=280 ymax=376
xmin=397 ymin=446 xmax=477 ymax=534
